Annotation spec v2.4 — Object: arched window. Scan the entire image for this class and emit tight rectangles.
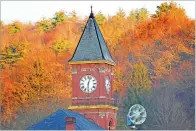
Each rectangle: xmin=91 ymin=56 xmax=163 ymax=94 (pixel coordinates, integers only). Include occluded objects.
xmin=108 ymin=119 xmax=113 ymax=130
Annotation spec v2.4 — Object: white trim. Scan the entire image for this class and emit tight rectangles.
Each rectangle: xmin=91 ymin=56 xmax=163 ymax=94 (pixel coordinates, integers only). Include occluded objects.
xmin=81 ymin=112 xmax=116 ymax=115
xmin=72 ymin=68 xmax=77 ymax=74
xmin=99 ymin=96 xmax=106 ymax=98
xmin=81 ymin=68 xmax=96 ymax=72
xmin=72 ymin=96 xmax=114 ymax=100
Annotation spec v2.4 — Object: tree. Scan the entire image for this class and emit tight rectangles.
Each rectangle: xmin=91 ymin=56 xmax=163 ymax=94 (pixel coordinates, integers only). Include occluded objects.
xmin=0 ymin=42 xmax=27 ymax=68
xmin=130 ymin=62 xmax=151 ymax=94
xmin=128 ymin=10 xmax=136 ymax=25
xmin=0 ymin=21 xmax=4 ymax=30
xmin=0 ymin=3 xmax=194 ymax=129
xmin=69 ymin=10 xmax=78 ymax=21
xmin=128 ymin=8 xmax=148 ymax=23
xmin=116 ymin=8 xmax=126 ymax=18
xmin=143 ymin=86 xmax=194 ymax=130
xmin=156 ymin=2 xmax=170 ymax=17
xmin=52 ymin=10 xmax=68 ymax=26
xmin=0 ymin=66 xmax=33 ymax=128
xmin=36 ymin=18 xmax=53 ymax=33
xmin=51 ymin=40 xmax=71 ymax=57
xmin=137 ymin=8 xmax=148 ymax=22
xmin=152 ymin=2 xmax=185 ymax=18
xmin=26 ymin=58 xmax=52 ymax=94
xmin=8 ymin=21 xmax=22 ymax=34
xmin=95 ymin=11 xmax=106 ymax=26
xmin=116 ymin=85 xmax=151 ymax=130
xmin=117 ymin=82 xmax=194 ymax=130
xmin=113 ymin=66 xmax=129 ymax=92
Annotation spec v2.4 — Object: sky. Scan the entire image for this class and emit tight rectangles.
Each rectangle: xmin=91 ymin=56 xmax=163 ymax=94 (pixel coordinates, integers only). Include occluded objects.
xmin=1 ymin=1 xmax=195 ymax=24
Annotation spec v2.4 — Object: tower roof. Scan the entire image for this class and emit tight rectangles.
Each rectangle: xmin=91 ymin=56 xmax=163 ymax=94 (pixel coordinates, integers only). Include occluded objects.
xmin=69 ymin=7 xmax=115 ymax=65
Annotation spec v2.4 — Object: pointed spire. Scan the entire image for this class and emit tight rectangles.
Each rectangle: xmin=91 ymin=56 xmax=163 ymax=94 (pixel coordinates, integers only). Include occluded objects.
xmin=91 ymin=5 xmax=93 ymax=13
xmin=89 ymin=5 xmax=94 ymax=18
xmin=69 ymin=6 xmax=115 ymax=65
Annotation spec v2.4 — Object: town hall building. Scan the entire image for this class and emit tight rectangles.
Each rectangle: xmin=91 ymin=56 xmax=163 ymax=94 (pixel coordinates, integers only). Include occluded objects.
xmin=27 ymin=7 xmax=118 ymax=130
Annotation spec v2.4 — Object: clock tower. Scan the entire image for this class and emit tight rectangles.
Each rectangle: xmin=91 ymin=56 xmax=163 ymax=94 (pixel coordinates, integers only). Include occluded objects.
xmin=68 ymin=7 xmax=118 ymax=130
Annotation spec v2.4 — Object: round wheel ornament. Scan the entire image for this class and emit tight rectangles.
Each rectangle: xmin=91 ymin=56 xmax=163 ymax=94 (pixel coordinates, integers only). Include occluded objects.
xmin=127 ymin=104 xmax=147 ymax=125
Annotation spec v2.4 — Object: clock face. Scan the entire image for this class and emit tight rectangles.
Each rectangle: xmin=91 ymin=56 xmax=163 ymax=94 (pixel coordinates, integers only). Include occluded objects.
xmin=105 ymin=76 xmax=111 ymax=94
xmin=80 ymin=75 xmax=97 ymax=93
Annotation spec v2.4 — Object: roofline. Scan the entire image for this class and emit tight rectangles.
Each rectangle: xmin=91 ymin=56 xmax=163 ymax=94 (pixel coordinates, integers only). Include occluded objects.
xmin=69 ymin=12 xmax=116 ymax=64
xmin=68 ymin=18 xmax=90 ymax=62
xmin=92 ymin=18 xmax=105 ymax=60
xmin=93 ymin=17 xmax=116 ymax=63
xmin=68 ymin=105 xmax=118 ymax=110
xmin=68 ymin=60 xmax=116 ymax=66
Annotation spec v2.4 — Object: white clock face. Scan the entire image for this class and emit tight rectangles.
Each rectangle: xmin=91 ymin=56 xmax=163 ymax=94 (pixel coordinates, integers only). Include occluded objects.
xmin=80 ymin=75 xmax=97 ymax=93
xmin=105 ymin=76 xmax=111 ymax=94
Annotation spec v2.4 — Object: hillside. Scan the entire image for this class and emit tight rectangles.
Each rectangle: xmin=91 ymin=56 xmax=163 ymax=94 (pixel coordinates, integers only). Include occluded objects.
xmin=0 ymin=2 xmax=195 ymax=129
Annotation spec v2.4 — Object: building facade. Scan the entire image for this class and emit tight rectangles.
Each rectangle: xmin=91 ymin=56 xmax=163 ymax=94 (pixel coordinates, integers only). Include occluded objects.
xmin=68 ymin=8 xmax=118 ymax=130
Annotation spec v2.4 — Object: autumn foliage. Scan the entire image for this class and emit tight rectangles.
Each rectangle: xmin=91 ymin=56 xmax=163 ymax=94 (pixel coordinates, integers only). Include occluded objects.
xmin=0 ymin=2 xmax=195 ymax=129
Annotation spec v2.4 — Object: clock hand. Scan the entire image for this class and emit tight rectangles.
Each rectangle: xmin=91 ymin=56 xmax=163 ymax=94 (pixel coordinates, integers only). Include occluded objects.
xmin=87 ymin=79 xmax=90 ymax=92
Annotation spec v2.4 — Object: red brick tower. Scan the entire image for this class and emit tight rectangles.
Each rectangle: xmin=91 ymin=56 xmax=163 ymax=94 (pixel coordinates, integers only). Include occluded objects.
xmin=68 ymin=7 xmax=118 ymax=130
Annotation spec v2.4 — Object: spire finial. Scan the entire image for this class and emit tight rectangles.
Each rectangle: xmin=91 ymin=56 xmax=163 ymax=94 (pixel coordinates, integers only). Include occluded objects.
xmin=89 ymin=4 xmax=94 ymax=18
xmin=91 ymin=5 xmax=93 ymax=13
